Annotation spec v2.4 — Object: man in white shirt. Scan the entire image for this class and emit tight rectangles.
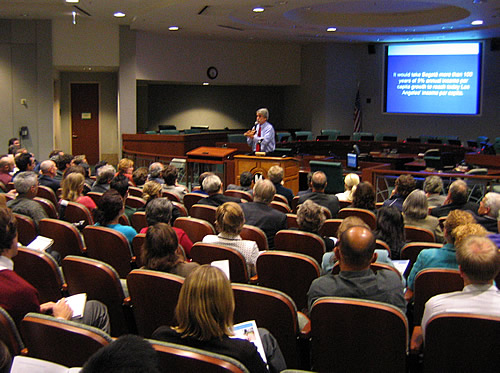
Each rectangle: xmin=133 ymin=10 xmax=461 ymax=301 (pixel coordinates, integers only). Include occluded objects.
xmin=244 ymin=108 xmax=275 ymax=153
xmin=411 ymin=235 xmax=500 ymax=351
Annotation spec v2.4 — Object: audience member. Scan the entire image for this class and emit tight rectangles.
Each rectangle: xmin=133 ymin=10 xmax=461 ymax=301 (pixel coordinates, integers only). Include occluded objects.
xmin=403 ymin=189 xmax=444 ymax=243
xmin=411 ymin=235 xmax=500 ymax=352
xmin=94 ymin=190 xmax=137 ymax=244
xmin=152 ymin=265 xmax=286 ymax=373
xmin=142 ymin=223 xmax=199 ymax=277
xmin=110 ymin=174 xmax=136 ymax=221
xmin=12 ymin=153 xmax=34 ymax=180
xmin=296 ymin=200 xmax=334 ymax=252
xmin=0 ymin=155 xmax=14 ymax=189
xmin=240 ymin=179 xmax=287 ymax=249
xmin=7 ymin=138 xmax=20 ymax=148
xmin=267 ymin=165 xmax=293 ymax=206
xmin=147 ymin=162 xmax=165 ymax=184
xmin=423 ymin=175 xmax=446 ymax=207
xmin=140 ymin=198 xmax=193 ymax=257
xmin=116 ymin=158 xmax=135 ymax=186
xmin=81 ymin=334 xmax=160 ymax=373
xmin=351 ymin=181 xmax=376 ymax=212
xmin=0 ymin=207 xmax=110 ymax=332
xmin=321 ymin=217 xmax=396 ymax=274
xmin=298 ymin=171 xmax=340 ymax=218
xmin=140 ymin=181 xmax=163 ymax=210
xmin=70 ymin=154 xmax=87 ymax=166
xmin=430 ymin=179 xmax=479 ymax=217
xmin=38 ymin=160 xmax=60 ymax=194
xmin=298 ymin=172 xmax=312 ymax=197
xmin=406 ymin=210 xmax=483 ymax=295
xmin=382 ymin=174 xmax=416 ymax=212
xmin=197 ymin=175 xmax=241 ymax=207
xmin=308 ymin=226 xmax=406 ymax=312
xmin=196 ymin=171 xmax=214 ymax=194
xmin=6 ymin=171 xmax=47 ymax=229
xmin=54 ymin=153 xmax=73 ymax=182
xmin=226 ymin=171 xmax=253 ymax=193
xmin=335 ymin=173 xmax=360 ymax=202
xmin=162 ymin=165 xmax=187 ymax=202
xmin=61 ymin=172 xmax=97 ymax=212
xmin=132 ymin=167 xmax=148 ymax=187
xmin=91 ymin=164 xmax=116 ymax=193
xmin=374 ymin=206 xmax=406 ymax=259
xmin=472 ymin=192 xmax=500 ymax=233
xmin=203 ymin=202 xmax=260 ymax=276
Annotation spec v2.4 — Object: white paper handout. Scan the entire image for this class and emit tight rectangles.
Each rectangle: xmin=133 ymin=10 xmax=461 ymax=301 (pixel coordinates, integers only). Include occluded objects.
xmin=27 ymin=236 xmax=54 ymax=252
xmin=211 ymin=260 xmax=230 ymax=280
xmin=64 ymin=293 xmax=87 ymax=318
xmin=10 ymin=356 xmax=81 ymax=373
xmin=231 ymin=320 xmax=267 ymax=364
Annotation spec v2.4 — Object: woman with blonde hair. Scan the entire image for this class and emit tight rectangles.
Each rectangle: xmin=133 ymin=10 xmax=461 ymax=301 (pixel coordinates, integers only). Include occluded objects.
xmin=138 ymin=181 xmax=162 ymax=211
xmin=61 ymin=172 xmax=96 ymax=212
xmin=335 ymin=173 xmax=360 ymax=202
xmin=116 ymin=158 xmax=135 ymax=185
xmin=152 ymin=265 xmax=286 ymax=373
xmin=202 ymin=202 xmax=259 ymax=276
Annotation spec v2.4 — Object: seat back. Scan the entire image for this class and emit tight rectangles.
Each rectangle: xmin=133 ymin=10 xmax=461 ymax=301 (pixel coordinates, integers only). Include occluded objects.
xmin=86 ymin=192 xmax=103 ymax=205
xmin=270 ymin=201 xmax=291 ymax=214
xmin=130 ymin=211 xmax=148 ymax=232
xmin=0 ymin=306 xmax=24 ymax=356
xmin=82 ymin=226 xmax=134 ymax=278
xmin=190 ymin=243 xmax=248 ymax=283
xmin=20 ymin=313 xmax=112 ymax=367
xmin=62 ymin=256 xmax=132 ymax=337
xmin=291 ymin=195 xmax=300 ymax=213
xmin=337 ymin=208 xmax=376 ymax=230
xmin=172 ymin=201 xmax=188 ymax=217
xmin=424 ymin=313 xmax=500 ymax=372
xmin=12 ymin=213 xmax=37 ymax=246
xmin=60 ymin=201 xmax=94 ymax=226
xmin=190 ymin=204 xmax=217 ymax=225
xmin=273 ymin=194 xmax=289 ymax=205
xmin=118 ymin=213 xmax=130 ymax=226
xmin=240 ymin=225 xmax=268 ymax=251
xmin=256 ymin=251 xmax=319 ymax=312
xmin=309 ymin=161 xmax=344 ymax=194
xmin=294 ymin=130 xmax=313 ymax=141
xmin=338 ymin=200 xmax=351 ymax=209
xmin=125 ymin=195 xmax=146 ymax=209
xmin=400 ymin=242 xmax=442 ymax=278
xmin=128 ymin=186 xmax=143 ymax=197
xmin=183 ymin=193 xmax=205 ymax=212
xmin=151 ymin=340 xmax=249 ymax=373
xmin=319 ymin=218 xmax=343 ymax=237
xmin=127 ymin=269 xmax=184 ymax=338
xmin=232 ymin=284 xmax=300 ymax=368
xmin=331 ymin=261 xmax=402 ymax=279
xmin=321 ymin=129 xmax=341 ymax=140
xmin=224 ymin=189 xmax=252 ymax=202
xmin=310 ymin=297 xmax=408 ymax=372
xmin=375 ymin=239 xmax=391 ymax=256
xmin=34 ymin=197 xmax=58 ymax=218
xmin=38 ymin=218 xmax=85 ymax=259
xmin=274 ymin=230 xmax=325 ymax=264
xmin=13 ymin=247 xmax=65 ymax=303
xmin=405 ymin=226 xmax=435 ymax=242
xmin=414 ymin=269 xmax=463 ymax=322
xmin=162 ymin=190 xmax=181 ymax=202
xmin=285 ymin=213 xmax=299 ymax=229
xmin=36 ymin=185 xmax=58 ymax=206
xmin=131 ymin=233 xmax=146 ymax=267
xmin=173 ymin=217 xmax=216 ymax=243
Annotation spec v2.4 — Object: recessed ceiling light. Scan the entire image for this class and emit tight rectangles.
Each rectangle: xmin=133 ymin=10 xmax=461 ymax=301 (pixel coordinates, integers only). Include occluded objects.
xmin=114 ymin=12 xmax=126 ymax=18
xmin=203 ymin=82 xmax=209 ymax=86
xmin=471 ymin=19 xmax=483 ymax=25
xmin=253 ymin=7 xmax=265 ymax=13
xmin=65 ymin=0 xmax=79 ymax=3
xmin=168 ymin=26 xmax=179 ymax=31
xmin=327 ymin=27 xmax=337 ymax=32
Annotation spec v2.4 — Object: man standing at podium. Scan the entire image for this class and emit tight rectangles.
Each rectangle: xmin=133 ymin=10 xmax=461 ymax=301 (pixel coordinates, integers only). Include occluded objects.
xmin=244 ymin=108 xmax=275 ymax=153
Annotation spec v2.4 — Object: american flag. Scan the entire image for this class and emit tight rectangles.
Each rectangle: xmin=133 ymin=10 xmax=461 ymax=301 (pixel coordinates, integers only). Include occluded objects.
xmin=353 ymin=87 xmax=362 ymax=133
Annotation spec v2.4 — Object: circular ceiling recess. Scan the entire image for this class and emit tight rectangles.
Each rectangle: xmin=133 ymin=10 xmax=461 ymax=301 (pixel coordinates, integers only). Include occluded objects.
xmin=284 ymin=1 xmax=470 ymax=28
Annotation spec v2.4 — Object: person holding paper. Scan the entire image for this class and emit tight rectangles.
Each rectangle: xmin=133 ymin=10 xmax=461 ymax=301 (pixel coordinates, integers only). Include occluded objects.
xmin=0 ymin=207 xmax=110 ymax=333
xmin=152 ymin=265 xmax=286 ymax=373
xmin=244 ymin=108 xmax=275 ymax=153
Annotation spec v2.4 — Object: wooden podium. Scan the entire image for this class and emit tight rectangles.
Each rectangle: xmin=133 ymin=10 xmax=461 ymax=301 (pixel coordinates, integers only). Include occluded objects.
xmin=234 ymin=154 xmax=300 ymax=194
xmin=186 ymin=147 xmax=238 ymax=190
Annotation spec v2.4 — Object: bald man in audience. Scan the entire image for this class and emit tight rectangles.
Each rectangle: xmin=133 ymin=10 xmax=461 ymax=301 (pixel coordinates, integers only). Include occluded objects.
xmin=308 ymin=225 xmax=406 ymax=312
xmin=38 ymin=160 xmax=60 ymax=194
xmin=197 ymin=175 xmax=241 ymax=207
xmin=0 ymin=155 xmax=14 ymax=190
xmin=298 ymin=171 xmax=340 ymax=218
xmin=411 ymin=235 xmax=500 ymax=352
xmin=430 ymin=179 xmax=479 ymax=218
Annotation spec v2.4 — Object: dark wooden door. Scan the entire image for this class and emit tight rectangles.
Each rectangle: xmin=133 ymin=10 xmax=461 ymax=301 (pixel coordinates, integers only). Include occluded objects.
xmin=71 ymin=83 xmax=99 ymax=165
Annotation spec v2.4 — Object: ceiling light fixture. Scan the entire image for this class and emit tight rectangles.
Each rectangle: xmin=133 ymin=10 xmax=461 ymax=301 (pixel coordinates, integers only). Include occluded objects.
xmin=114 ymin=12 xmax=126 ymax=18
xmin=65 ymin=0 xmax=79 ymax=3
xmin=327 ymin=27 xmax=337 ymax=32
xmin=203 ymin=82 xmax=209 ymax=85
xmin=471 ymin=19 xmax=483 ymax=25
xmin=72 ymin=11 xmax=77 ymax=25
xmin=168 ymin=26 xmax=179 ymax=31
xmin=253 ymin=7 xmax=265 ymax=13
